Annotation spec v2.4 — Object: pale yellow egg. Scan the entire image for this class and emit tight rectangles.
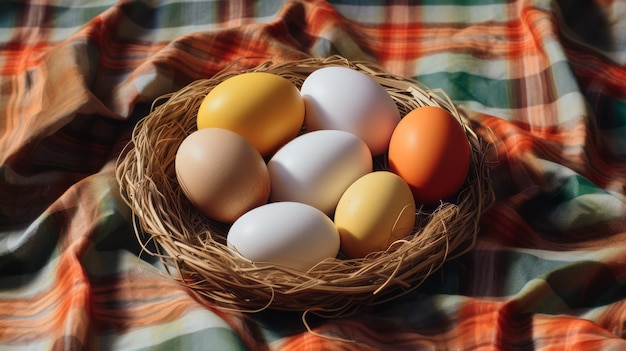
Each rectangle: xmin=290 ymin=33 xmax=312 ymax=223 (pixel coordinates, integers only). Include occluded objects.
xmin=334 ymin=171 xmax=416 ymax=258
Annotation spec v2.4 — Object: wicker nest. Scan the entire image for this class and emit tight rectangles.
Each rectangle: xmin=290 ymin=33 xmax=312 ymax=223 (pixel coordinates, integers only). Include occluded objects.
xmin=115 ymin=55 xmax=494 ymax=317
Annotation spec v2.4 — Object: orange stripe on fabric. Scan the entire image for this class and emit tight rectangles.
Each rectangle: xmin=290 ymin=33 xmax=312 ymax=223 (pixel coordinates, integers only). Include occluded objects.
xmin=0 ymin=251 xmax=91 ymax=344
xmin=0 ymin=42 xmax=50 ymax=76
xmin=564 ymin=45 xmax=626 ymax=97
xmin=0 ymin=263 xmax=229 ymax=343
xmin=341 ymin=9 xmax=557 ymax=61
xmin=476 ymin=113 xmax=626 ymax=196
xmin=479 ymin=204 xmax=544 ymax=249
xmin=274 ymin=298 xmax=626 ymax=350
xmin=596 ymin=299 xmax=626 ymax=338
xmin=458 ymin=299 xmax=626 ymax=349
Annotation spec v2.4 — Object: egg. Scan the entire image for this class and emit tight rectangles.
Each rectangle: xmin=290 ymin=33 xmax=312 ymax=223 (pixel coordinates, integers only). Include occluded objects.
xmin=334 ymin=171 xmax=416 ymax=258
xmin=300 ymin=66 xmax=401 ymax=156
xmin=388 ymin=106 xmax=471 ymax=205
xmin=267 ymin=130 xmax=372 ymax=216
xmin=175 ymin=128 xmax=270 ymax=223
xmin=227 ymin=202 xmax=340 ymax=272
xmin=196 ymin=72 xmax=305 ymax=157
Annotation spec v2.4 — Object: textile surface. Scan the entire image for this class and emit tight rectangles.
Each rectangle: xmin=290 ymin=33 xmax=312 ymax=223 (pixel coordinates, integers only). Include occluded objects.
xmin=2 ymin=0 xmax=626 ymax=350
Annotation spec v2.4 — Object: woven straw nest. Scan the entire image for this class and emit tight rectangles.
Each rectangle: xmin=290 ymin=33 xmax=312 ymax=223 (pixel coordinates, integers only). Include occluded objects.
xmin=116 ymin=55 xmax=495 ymax=317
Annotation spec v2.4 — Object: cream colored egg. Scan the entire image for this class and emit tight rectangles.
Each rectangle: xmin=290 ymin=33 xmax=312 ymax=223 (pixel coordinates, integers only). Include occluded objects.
xmin=334 ymin=171 xmax=416 ymax=258
xmin=267 ymin=130 xmax=372 ymax=216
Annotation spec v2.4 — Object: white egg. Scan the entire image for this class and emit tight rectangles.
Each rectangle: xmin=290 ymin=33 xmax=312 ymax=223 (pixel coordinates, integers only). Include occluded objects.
xmin=267 ymin=130 xmax=372 ymax=216
xmin=226 ymin=202 xmax=340 ymax=272
xmin=300 ymin=66 xmax=401 ymax=156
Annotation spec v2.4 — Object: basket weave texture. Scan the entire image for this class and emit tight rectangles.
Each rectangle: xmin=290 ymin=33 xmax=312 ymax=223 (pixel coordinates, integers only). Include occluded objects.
xmin=116 ymin=55 xmax=495 ymax=317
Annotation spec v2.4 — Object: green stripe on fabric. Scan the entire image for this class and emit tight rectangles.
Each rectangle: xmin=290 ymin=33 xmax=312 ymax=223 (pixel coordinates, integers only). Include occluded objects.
xmin=396 ymin=250 xmax=570 ymax=298
xmin=599 ymin=126 xmax=626 ymax=158
xmin=468 ymin=251 xmax=567 ymax=297
xmin=559 ymin=175 xmax=607 ymax=200
xmin=254 ymin=310 xmax=310 ymax=343
xmin=415 ymin=61 xmax=581 ymax=109
xmin=546 ymin=260 xmax=626 ymax=309
xmin=52 ymin=6 xmax=114 ymax=28
xmin=0 ymin=3 xmax=22 ymax=27
xmin=120 ymin=1 xmax=220 ymax=28
xmin=417 ymin=71 xmax=513 ymax=109
xmin=467 ymin=248 xmax=626 ymax=310
xmin=598 ymin=97 xmax=626 ymax=129
xmin=119 ymin=1 xmax=283 ymax=29
xmin=135 ymin=327 xmax=248 ymax=351
xmin=384 ymin=248 xmax=626 ymax=318
xmin=519 ymin=172 xmax=619 ymax=232
xmin=0 ymin=4 xmax=113 ymax=28
xmin=0 ymin=211 xmax=60 ymax=277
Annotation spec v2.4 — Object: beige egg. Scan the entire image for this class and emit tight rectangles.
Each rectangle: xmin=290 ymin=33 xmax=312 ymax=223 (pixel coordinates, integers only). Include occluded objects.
xmin=175 ymin=128 xmax=270 ymax=223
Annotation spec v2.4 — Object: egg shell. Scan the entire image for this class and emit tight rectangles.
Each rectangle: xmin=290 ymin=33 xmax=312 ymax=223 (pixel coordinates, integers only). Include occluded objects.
xmin=175 ymin=128 xmax=270 ymax=223
xmin=388 ymin=106 xmax=471 ymax=205
xmin=196 ymin=72 xmax=305 ymax=157
xmin=267 ymin=130 xmax=372 ymax=216
xmin=334 ymin=171 xmax=416 ymax=259
xmin=300 ymin=66 xmax=401 ymax=156
xmin=227 ymin=202 xmax=340 ymax=272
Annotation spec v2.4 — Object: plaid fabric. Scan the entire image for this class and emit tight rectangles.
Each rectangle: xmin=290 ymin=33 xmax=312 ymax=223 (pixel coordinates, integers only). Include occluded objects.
xmin=2 ymin=0 xmax=626 ymax=349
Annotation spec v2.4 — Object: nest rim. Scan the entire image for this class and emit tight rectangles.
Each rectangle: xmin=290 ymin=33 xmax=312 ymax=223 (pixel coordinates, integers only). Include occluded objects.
xmin=115 ymin=55 xmax=495 ymax=318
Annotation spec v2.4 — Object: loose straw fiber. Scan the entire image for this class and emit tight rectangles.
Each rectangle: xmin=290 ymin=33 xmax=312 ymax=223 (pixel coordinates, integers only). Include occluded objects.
xmin=115 ymin=55 xmax=495 ymax=317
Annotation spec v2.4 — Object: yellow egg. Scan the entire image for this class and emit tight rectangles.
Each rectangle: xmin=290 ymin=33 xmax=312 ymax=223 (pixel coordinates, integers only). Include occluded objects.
xmin=334 ymin=171 xmax=416 ymax=258
xmin=197 ymin=72 xmax=305 ymax=157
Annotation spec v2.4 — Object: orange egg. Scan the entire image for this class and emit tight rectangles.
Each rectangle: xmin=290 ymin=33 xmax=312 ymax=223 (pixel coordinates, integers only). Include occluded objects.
xmin=388 ymin=106 xmax=470 ymax=205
